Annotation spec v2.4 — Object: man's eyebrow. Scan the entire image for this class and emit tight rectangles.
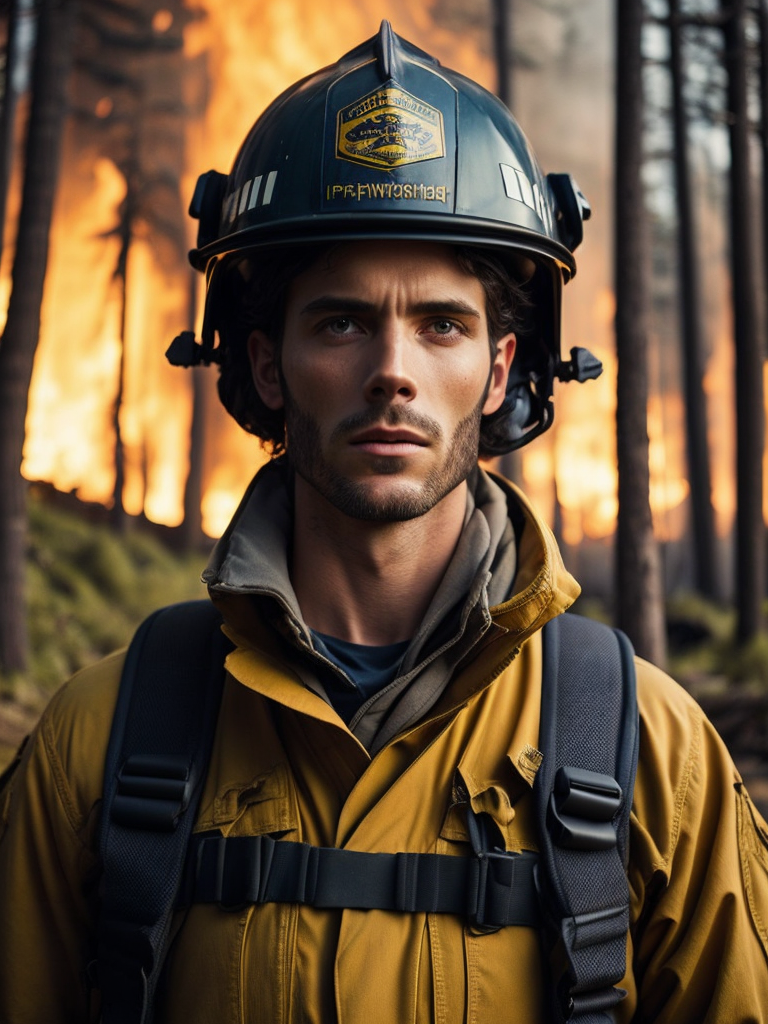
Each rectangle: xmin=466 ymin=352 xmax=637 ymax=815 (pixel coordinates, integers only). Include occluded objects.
xmin=300 ymin=297 xmax=376 ymax=315
xmin=299 ymin=296 xmax=483 ymax=319
xmin=412 ymin=299 xmax=482 ymax=319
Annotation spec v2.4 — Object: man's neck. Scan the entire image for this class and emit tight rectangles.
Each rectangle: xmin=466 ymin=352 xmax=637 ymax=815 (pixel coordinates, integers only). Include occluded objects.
xmin=290 ymin=477 xmax=468 ymax=646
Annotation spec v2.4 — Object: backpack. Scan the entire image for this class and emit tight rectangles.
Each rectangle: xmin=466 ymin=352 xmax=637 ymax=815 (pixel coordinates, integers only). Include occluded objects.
xmin=93 ymin=601 xmax=638 ymax=1024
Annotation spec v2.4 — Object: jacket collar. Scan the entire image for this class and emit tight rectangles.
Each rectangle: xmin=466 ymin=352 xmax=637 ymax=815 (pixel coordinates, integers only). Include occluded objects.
xmin=202 ymin=458 xmax=580 ymax=749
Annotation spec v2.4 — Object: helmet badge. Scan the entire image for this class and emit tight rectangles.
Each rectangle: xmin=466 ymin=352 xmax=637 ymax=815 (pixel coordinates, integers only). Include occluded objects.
xmin=336 ymin=86 xmax=445 ymax=170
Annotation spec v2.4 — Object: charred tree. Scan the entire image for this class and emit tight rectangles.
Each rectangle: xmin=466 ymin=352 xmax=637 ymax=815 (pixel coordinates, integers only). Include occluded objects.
xmin=614 ymin=0 xmax=667 ymax=665
xmin=0 ymin=0 xmax=78 ymax=673
xmin=181 ymin=272 xmax=205 ymax=549
xmin=493 ymin=0 xmax=513 ymax=109
xmin=491 ymin=0 xmax=523 ymax=489
xmin=0 ymin=0 xmax=35 ymax=272
xmin=668 ymin=0 xmax=718 ymax=599
xmin=760 ymin=0 xmax=768 ymax=604
xmin=110 ymin=166 xmax=137 ymax=530
xmin=74 ymin=1 xmax=192 ymax=531
xmin=721 ymin=0 xmax=764 ymax=642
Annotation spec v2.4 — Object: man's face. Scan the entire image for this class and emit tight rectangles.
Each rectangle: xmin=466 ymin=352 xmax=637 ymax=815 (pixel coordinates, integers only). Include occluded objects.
xmin=249 ymin=240 xmax=515 ymax=521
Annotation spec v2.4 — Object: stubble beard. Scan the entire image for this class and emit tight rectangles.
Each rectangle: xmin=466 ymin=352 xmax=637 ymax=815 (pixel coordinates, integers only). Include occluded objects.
xmin=282 ymin=389 xmax=485 ymax=522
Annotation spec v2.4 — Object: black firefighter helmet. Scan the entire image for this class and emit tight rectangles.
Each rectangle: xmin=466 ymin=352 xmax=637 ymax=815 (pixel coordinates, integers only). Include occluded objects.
xmin=168 ymin=20 xmax=601 ymax=453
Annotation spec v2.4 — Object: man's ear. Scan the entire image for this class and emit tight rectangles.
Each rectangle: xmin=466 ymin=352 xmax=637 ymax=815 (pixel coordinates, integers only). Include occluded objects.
xmin=247 ymin=330 xmax=284 ymax=410
xmin=482 ymin=332 xmax=516 ymax=416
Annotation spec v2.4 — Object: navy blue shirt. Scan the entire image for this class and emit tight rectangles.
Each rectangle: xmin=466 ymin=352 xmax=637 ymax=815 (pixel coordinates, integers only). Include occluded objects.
xmin=311 ymin=630 xmax=410 ymax=724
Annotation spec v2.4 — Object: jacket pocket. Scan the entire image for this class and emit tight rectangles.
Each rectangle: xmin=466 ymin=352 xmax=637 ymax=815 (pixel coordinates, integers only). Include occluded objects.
xmin=439 ymin=764 xmax=535 ymax=853
xmin=196 ymin=761 xmax=297 ymax=838
xmin=164 ymin=763 xmax=299 ymax=1023
xmin=432 ymin=768 xmax=546 ymax=1023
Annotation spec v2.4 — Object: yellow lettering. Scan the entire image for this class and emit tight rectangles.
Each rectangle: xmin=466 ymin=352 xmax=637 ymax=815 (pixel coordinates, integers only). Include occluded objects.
xmin=325 ymin=181 xmax=450 ymax=203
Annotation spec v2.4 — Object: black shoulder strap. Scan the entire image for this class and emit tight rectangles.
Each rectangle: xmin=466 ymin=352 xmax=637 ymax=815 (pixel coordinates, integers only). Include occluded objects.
xmin=534 ymin=612 xmax=639 ymax=1024
xmin=95 ymin=600 xmax=230 ymax=1024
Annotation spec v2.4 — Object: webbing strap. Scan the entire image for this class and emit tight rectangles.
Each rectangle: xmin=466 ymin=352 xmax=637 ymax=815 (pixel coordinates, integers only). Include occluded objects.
xmin=534 ymin=614 xmax=638 ymax=1024
xmin=179 ymin=833 xmax=540 ymax=928
xmin=96 ymin=601 xmax=230 ymax=1024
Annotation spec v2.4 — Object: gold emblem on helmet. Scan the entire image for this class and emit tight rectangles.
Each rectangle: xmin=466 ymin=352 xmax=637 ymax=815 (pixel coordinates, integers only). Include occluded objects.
xmin=336 ymin=86 xmax=445 ymax=169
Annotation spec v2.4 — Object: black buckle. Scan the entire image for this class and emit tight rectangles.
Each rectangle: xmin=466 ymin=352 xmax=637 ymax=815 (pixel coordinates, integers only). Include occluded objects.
xmin=191 ymin=835 xmax=278 ymax=911
xmin=111 ymin=754 xmax=192 ymax=832
xmin=468 ymin=847 xmax=516 ymax=930
xmin=548 ymin=766 xmax=622 ymax=851
xmin=464 ymin=803 xmax=539 ymax=932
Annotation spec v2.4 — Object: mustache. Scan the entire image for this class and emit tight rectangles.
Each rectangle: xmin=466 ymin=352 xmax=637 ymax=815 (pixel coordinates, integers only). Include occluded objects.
xmin=330 ymin=405 xmax=444 ymax=444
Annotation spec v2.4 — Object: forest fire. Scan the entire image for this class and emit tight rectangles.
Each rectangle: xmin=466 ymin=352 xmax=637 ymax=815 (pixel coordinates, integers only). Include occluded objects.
xmin=1 ymin=0 xmax=726 ymax=545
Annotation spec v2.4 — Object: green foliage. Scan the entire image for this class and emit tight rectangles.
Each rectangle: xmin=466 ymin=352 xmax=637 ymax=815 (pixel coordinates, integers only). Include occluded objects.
xmin=16 ymin=497 xmax=208 ymax=698
xmin=718 ymin=632 xmax=768 ymax=688
xmin=666 ymin=591 xmax=768 ymax=691
xmin=567 ymin=590 xmax=768 ymax=691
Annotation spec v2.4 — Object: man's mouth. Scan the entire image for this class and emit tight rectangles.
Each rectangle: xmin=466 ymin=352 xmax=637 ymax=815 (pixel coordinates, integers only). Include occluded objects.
xmin=349 ymin=427 xmax=429 ymax=455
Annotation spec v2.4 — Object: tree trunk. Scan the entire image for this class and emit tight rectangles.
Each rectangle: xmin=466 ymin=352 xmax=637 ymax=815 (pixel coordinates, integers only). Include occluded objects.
xmin=0 ymin=0 xmax=35 ymax=272
xmin=111 ymin=190 xmax=131 ymax=530
xmin=759 ymin=0 xmax=768 ymax=610
xmin=614 ymin=0 xmax=668 ymax=666
xmin=722 ymin=0 xmax=765 ymax=642
xmin=181 ymin=273 xmax=205 ymax=549
xmin=492 ymin=0 xmax=513 ymax=110
xmin=668 ymin=0 xmax=718 ymax=600
xmin=491 ymin=0 xmax=522 ymax=489
xmin=0 ymin=0 xmax=78 ymax=673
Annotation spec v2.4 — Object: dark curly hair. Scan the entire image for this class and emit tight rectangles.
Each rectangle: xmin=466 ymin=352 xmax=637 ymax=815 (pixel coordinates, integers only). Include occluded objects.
xmin=216 ymin=243 xmax=530 ymax=457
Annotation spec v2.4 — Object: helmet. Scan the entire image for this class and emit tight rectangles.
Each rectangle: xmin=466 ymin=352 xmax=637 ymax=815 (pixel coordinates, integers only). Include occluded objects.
xmin=168 ymin=21 xmax=601 ymax=452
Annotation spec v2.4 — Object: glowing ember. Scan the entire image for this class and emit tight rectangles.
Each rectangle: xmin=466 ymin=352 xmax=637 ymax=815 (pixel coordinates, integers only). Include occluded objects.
xmin=153 ymin=10 xmax=174 ymax=34
xmin=94 ymin=97 xmax=113 ymax=119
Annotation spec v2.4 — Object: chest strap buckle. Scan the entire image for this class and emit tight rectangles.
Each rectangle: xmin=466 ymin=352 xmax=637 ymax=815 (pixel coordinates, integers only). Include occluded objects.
xmin=547 ymin=766 xmax=623 ymax=851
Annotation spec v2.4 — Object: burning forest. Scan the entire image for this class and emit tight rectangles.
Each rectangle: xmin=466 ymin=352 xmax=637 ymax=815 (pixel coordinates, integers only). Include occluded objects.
xmin=0 ymin=0 xmax=764 ymax=665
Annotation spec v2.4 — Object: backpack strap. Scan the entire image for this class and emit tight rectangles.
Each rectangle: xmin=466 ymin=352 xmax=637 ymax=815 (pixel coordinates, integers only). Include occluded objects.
xmin=534 ymin=612 xmax=639 ymax=1023
xmin=95 ymin=600 xmax=230 ymax=1024
xmin=94 ymin=602 xmax=637 ymax=1023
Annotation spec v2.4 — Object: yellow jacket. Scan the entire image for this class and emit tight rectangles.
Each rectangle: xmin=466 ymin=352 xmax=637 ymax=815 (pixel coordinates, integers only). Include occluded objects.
xmin=1 ymin=473 xmax=767 ymax=1023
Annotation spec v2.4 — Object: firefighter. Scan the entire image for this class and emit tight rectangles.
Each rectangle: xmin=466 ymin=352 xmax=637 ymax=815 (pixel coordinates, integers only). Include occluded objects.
xmin=1 ymin=22 xmax=767 ymax=1024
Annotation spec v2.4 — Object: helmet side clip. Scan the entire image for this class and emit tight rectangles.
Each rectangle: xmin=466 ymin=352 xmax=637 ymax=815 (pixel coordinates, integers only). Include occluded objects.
xmin=547 ymin=173 xmax=591 ymax=253
xmin=556 ymin=346 xmax=603 ymax=383
xmin=189 ymin=170 xmax=229 ymax=270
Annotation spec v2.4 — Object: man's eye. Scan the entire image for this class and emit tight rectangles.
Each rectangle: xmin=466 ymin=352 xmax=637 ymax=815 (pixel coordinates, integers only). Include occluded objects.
xmin=325 ymin=317 xmax=358 ymax=335
xmin=427 ymin=319 xmax=465 ymax=339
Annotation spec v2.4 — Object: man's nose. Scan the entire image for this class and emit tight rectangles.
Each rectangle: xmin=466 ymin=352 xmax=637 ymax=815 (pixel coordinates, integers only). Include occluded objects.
xmin=362 ymin=326 xmax=417 ymax=404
